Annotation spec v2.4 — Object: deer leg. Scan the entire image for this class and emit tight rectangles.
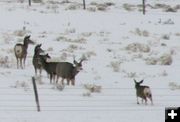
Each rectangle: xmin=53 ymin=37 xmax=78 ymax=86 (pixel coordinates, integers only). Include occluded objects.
xmin=50 ymin=74 xmax=53 ymax=84
xmin=67 ymin=79 xmax=70 ymax=85
xmin=20 ymin=58 xmax=23 ymax=69
xmin=144 ymin=98 xmax=147 ymax=105
xmin=16 ymin=58 xmax=19 ymax=69
xmin=56 ymin=76 xmax=59 ymax=84
xmin=71 ymin=79 xmax=75 ymax=86
xmin=52 ymin=74 xmax=56 ymax=84
xmin=39 ymin=68 xmax=42 ymax=77
xmin=23 ymin=56 xmax=26 ymax=69
xmin=34 ymin=67 xmax=37 ymax=76
xmin=61 ymin=78 xmax=64 ymax=85
xmin=149 ymin=96 xmax=153 ymax=105
xmin=141 ymin=98 xmax=144 ymax=104
xmin=136 ymin=96 xmax=139 ymax=104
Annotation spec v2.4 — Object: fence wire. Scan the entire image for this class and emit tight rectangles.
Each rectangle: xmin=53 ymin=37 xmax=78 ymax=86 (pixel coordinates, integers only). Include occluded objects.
xmin=0 ymin=86 xmax=179 ymax=112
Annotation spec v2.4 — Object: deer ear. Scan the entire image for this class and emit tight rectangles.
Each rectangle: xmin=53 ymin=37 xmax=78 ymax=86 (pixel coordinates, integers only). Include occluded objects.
xmin=80 ymin=59 xmax=84 ymax=64
xmin=39 ymin=44 xmax=42 ymax=47
xmin=139 ymin=80 xmax=144 ymax=84
xmin=73 ymin=55 xmax=78 ymax=65
xmin=26 ymin=35 xmax=30 ymax=39
xmin=134 ymin=79 xmax=137 ymax=83
xmin=73 ymin=60 xmax=78 ymax=65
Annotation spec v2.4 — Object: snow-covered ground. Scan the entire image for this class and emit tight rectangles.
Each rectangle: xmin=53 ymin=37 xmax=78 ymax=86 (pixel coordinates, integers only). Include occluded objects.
xmin=0 ymin=0 xmax=180 ymax=122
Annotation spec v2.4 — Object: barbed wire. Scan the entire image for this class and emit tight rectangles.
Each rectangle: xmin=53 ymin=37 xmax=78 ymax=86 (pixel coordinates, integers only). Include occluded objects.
xmin=0 ymin=86 xmax=175 ymax=89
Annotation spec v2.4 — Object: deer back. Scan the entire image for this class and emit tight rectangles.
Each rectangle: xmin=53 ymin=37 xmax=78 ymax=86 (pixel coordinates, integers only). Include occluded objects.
xmin=136 ymin=85 xmax=150 ymax=98
xmin=56 ymin=62 xmax=75 ymax=79
xmin=14 ymin=44 xmax=26 ymax=58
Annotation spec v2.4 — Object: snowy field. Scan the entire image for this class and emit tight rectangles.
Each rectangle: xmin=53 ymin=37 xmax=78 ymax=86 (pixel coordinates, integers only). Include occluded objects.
xmin=0 ymin=0 xmax=180 ymax=122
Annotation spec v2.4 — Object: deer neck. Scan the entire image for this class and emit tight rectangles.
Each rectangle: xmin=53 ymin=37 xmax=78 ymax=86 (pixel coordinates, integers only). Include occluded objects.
xmin=135 ymin=85 xmax=139 ymax=89
xmin=73 ymin=68 xmax=79 ymax=76
xmin=23 ymin=41 xmax=29 ymax=50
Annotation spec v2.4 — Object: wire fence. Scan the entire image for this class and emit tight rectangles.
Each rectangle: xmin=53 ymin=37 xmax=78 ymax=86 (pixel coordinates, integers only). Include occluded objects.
xmin=0 ymin=86 xmax=179 ymax=112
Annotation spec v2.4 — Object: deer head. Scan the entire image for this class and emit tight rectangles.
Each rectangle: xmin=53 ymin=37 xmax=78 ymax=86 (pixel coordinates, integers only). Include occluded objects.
xmin=24 ymin=35 xmax=34 ymax=46
xmin=34 ymin=44 xmax=44 ymax=55
xmin=73 ymin=56 xmax=86 ymax=71
xmin=134 ymin=79 xmax=144 ymax=88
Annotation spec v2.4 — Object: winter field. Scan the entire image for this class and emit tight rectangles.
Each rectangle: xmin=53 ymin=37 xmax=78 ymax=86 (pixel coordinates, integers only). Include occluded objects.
xmin=0 ymin=0 xmax=180 ymax=122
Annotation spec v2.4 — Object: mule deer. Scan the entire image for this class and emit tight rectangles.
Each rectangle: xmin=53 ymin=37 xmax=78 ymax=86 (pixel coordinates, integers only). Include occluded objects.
xmin=134 ymin=79 xmax=153 ymax=105
xmin=39 ymin=54 xmax=58 ymax=84
xmin=56 ymin=57 xmax=85 ymax=86
xmin=32 ymin=44 xmax=45 ymax=76
xmin=14 ymin=35 xmax=34 ymax=69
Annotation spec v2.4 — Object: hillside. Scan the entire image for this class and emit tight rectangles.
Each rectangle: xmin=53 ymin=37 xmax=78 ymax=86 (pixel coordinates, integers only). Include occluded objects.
xmin=0 ymin=0 xmax=180 ymax=122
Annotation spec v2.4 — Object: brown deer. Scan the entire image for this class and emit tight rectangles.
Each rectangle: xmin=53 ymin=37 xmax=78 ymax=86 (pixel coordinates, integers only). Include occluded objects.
xmin=39 ymin=54 xmax=58 ymax=84
xmin=14 ymin=35 xmax=34 ymax=69
xmin=134 ymin=79 xmax=153 ymax=105
xmin=56 ymin=57 xmax=85 ymax=86
xmin=32 ymin=44 xmax=45 ymax=76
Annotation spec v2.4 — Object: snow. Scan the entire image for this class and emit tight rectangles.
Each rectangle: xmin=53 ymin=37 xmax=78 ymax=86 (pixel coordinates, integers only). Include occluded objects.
xmin=0 ymin=0 xmax=180 ymax=122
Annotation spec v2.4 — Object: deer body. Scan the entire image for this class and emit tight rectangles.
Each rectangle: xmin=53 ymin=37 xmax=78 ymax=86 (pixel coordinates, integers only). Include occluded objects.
xmin=40 ymin=54 xmax=58 ymax=84
xmin=32 ymin=44 xmax=44 ymax=76
xmin=56 ymin=58 xmax=84 ymax=86
xmin=14 ymin=35 xmax=34 ymax=69
xmin=134 ymin=79 xmax=153 ymax=105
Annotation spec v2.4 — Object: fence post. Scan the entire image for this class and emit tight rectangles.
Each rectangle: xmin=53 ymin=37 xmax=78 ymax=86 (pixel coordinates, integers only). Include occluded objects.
xmin=83 ymin=0 xmax=86 ymax=10
xmin=29 ymin=0 xmax=31 ymax=6
xmin=142 ymin=0 xmax=146 ymax=15
xmin=32 ymin=77 xmax=40 ymax=112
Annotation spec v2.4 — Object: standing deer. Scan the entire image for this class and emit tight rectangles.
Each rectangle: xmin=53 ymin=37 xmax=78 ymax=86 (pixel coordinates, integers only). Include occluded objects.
xmin=14 ymin=35 xmax=34 ymax=69
xmin=56 ymin=57 xmax=85 ymax=86
xmin=134 ymin=79 xmax=153 ymax=105
xmin=32 ymin=44 xmax=45 ymax=76
xmin=39 ymin=54 xmax=58 ymax=84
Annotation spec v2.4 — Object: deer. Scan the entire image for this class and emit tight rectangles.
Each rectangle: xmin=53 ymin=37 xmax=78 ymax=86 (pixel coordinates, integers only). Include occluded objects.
xmin=134 ymin=79 xmax=153 ymax=105
xmin=39 ymin=53 xmax=58 ymax=84
xmin=14 ymin=35 xmax=34 ymax=69
xmin=32 ymin=44 xmax=45 ymax=76
xmin=56 ymin=56 xmax=85 ymax=86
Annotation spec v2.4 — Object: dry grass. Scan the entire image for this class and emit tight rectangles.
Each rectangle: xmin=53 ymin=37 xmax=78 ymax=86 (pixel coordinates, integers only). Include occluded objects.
xmin=32 ymin=0 xmax=43 ymax=3
xmin=11 ymin=80 xmax=30 ymax=91
xmin=164 ymin=7 xmax=177 ymax=12
xmin=145 ymin=57 xmax=157 ymax=65
xmin=127 ymin=72 xmax=137 ymax=78
xmin=162 ymin=34 xmax=170 ymax=40
xmin=85 ymin=51 xmax=96 ymax=58
xmin=65 ymin=44 xmax=78 ymax=53
xmin=175 ymin=33 xmax=180 ymax=36
xmin=97 ymin=4 xmax=108 ymax=11
xmin=169 ymin=82 xmax=180 ymax=90
xmin=89 ymin=2 xmax=114 ymax=12
xmin=123 ymin=3 xmax=136 ymax=11
xmin=2 ymin=33 xmax=13 ymax=44
xmin=65 ymin=3 xmax=81 ymax=10
xmin=14 ymin=30 xmax=26 ymax=37
xmin=126 ymin=43 xmax=150 ymax=53
xmin=82 ymin=91 xmax=91 ymax=97
xmin=0 ymin=56 xmax=11 ymax=68
xmin=56 ymin=35 xmax=86 ymax=44
xmin=160 ymin=70 xmax=168 ymax=77
xmin=84 ymin=84 xmax=102 ymax=93
xmin=109 ymin=61 xmax=121 ymax=72
xmin=159 ymin=53 xmax=172 ymax=65
xmin=145 ymin=53 xmax=173 ymax=65
xmin=133 ymin=28 xmax=149 ymax=37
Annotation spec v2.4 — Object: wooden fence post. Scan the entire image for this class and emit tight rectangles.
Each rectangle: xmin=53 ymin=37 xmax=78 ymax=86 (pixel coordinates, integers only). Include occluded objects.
xmin=142 ymin=0 xmax=146 ymax=15
xmin=83 ymin=0 xmax=86 ymax=10
xmin=29 ymin=0 xmax=31 ymax=6
xmin=32 ymin=77 xmax=40 ymax=112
